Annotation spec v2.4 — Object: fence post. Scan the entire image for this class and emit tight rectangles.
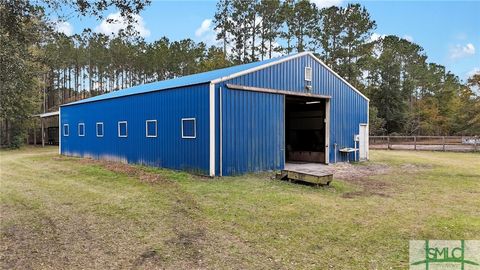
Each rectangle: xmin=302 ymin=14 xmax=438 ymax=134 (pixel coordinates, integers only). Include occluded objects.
xmin=442 ymin=136 xmax=446 ymax=151
xmin=475 ymin=136 xmax=478 ymax=152
xmin=387 ymin=136 xmax=390 ymax=150
xmin=41 ymin=118 xmax=45 ymax=147
xmin=33 ymin=125 xmax=36 ymax=146
xmin=414 ymin=136 xmax=417 ymax=150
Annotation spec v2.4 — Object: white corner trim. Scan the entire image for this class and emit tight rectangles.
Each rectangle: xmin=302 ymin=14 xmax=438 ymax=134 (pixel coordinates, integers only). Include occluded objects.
xmin=210 ymin=52 xmax=310 ymax=84
xmin=306 ymin=52 xmax=370 ymax=102
xmin=58 ymin=109 xmax=61 ymax=154
xmin=209 ymin=83 xmax=215 ymax=177
xmin=367 ymin=100 xmax=370 ymax=124
xmin=181 ymin=118 xmax=197 ymax=139
xmin=325 ymin=99 xmax=330 ymax=164
xmin=145 ymin=120 xmax=157 ymax=138
xmin=366 ymin=100 xmax=370 ymax=160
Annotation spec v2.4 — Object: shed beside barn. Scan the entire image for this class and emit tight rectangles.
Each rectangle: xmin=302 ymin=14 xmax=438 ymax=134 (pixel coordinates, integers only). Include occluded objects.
xmin=60 ymin=52 xmax=369 ymax=176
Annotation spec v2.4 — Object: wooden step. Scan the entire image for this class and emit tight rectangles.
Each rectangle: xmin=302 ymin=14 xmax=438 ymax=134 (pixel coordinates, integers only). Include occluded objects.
xmin=280 ymin=169 xmax=333 ymax=186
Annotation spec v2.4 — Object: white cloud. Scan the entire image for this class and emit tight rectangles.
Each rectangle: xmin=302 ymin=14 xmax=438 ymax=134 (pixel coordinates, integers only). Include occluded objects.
xmin=95 ymin=12 xmax=150 ymax=38
xmin=54 ymin=21 xmax=73 ymax=36
xmin=194 ymin=17 xmax=282 ymax=59
xmin=467 ymin=67 xmax=480 ymax=94
xmin=369 ymin=33 xmax=386 ymax=42
xmin=310 ymin=0 xmax=343 ymax=9
xmin=467 ymin=67 xmax=480 ymax=78
xmin=449 ymin=43 xmax=475 ymax=60
xmin=403 ymin=35 xmax=414 ymax=42
xmin=194 ymin=18 xmax=221 ymax=47
xmin=195 ymin=19 xmax=212 ymax=37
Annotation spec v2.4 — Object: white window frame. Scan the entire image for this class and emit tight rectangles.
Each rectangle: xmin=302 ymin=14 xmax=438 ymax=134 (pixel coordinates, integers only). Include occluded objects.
xmin=96 ymin=122 xmax=104 ymax=137
xmin=181 ymin=118 xmax=196 ymax=139
xmin=305 ymin=66 xmax=312 ymax=82
xmin=63 ymin=124 xmax=69 ymax=136
xmin=78 ymin=123 xmax=85 ymax=137
xmin=145 ymin=120 xmax=157 ymax=138
xmin=118 ymin=121 xmax=128 ymax=138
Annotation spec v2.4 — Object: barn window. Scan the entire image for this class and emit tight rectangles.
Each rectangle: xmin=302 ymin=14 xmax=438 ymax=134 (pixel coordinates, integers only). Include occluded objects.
xmin=96 ymin=122 xmax=104 ymax=137
xmin=305 ymin=67 xmax=312 ymax=82
xmin=63 ymin=124 xmax=69 ymax=136
xmin=146 ymin=120 xmax=157 ymax=138
xmin=118 ymin=121 xmax=128 ymax=137
xmin=78 ymin=123 xmax=85 ymax=136
xmin=181 ymin=118 xmax=196 ymax=139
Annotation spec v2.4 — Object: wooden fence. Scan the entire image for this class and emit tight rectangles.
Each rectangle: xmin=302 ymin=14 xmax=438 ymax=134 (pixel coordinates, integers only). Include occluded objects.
xmin=369 ymin=136 xmax=479 ymax=152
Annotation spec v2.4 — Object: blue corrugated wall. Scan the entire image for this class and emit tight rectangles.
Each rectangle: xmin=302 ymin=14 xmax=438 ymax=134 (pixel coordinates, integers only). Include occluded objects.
xmin=218 ymin=88 xmax=284 ymax=175
xmin=61 ymin=53 xmax=367 ymax=176
xmin=219 ymin=54 xmax=368 ymax=170
xmin=60 ymin=84 xmax=210 ymax=174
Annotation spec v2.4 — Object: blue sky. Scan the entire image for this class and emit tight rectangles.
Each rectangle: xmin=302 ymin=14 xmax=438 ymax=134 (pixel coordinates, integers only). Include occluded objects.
xmin=55 ymin=0 xmax=479 ymax=82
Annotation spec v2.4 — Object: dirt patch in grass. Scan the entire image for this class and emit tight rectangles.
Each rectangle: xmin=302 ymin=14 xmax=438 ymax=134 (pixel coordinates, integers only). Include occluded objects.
xmin=3 ymin=147 xmax=480 ymax=269
xmin=332 ymin=163 xmax=390 ymax=180
xmin=79 ymin=158 xmax=170 ymax=185
xmin=341 ymin=189 xmax=391 ymax=198
xmin=334 ymin=162 xmax=433 ymax=198
xmin=330 ymin=163 xmax=392 ymax=198
xmin=399 ymin=163 xmax=433 ymax=171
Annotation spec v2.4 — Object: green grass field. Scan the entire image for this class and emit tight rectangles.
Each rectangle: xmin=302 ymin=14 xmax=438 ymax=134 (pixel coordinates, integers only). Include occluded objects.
xmin=1 ymin=147 xmax=479 ymax=269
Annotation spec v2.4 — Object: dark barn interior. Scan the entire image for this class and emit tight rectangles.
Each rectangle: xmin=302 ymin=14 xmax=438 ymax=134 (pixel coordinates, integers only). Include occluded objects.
xmin=285 ymin=96 xmax=326 ymax=163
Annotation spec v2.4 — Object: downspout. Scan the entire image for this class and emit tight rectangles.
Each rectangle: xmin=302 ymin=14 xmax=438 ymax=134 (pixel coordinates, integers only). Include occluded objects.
xmin=58 ymin=107 xmax=61 ymax=154
xmin=219 ymin=86 xmax=223 ymax=176
xmin=209 ymin=83 xmax=215 ymax=177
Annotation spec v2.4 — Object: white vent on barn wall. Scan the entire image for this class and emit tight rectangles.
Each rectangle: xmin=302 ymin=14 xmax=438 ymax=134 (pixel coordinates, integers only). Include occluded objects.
xmin=305 ymin=66 xmax=312 ymax=91
xmin=305 ymin=67 xmax=312 ymax=82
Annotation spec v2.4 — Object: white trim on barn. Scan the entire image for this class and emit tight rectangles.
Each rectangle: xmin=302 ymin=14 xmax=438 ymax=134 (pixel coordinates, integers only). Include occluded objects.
xmin=210 ymin=52 xmax=310 ymax=84
xmin=58 ymin=108 xmax=61 ymax=154
xmin=118 ymin=121 xmax=128 ymax=137
xmin=209 ymin=83 xmax=215 ymax=177
xmin=78 ymin=123 xmax=85 ymax=136
xmin=96 ymin=122 xmax=104 ymax=137
xmin=325 ymin=99 xmax=331 ymax=164
xmin=145 ymin=120 xmax=157 ymax=138
xmin=306 ymin=52 xmax=369 ymax=101
xmin=36 ymin=111 xmax=60 ymax=118
xmin=211 ymin=51 xmax=369 ymax=102
xmin=63 ymin=124 xmax=69 ymax=136
xmin=181 ymin=118 xmax=197 ymax=139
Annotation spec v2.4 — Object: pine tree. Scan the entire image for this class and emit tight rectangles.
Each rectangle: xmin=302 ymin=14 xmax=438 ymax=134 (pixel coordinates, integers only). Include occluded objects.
xmin=283 ymin=0 xmax=318 ymax=53
xmin=213 ymin=0 xmax=232 ymax=57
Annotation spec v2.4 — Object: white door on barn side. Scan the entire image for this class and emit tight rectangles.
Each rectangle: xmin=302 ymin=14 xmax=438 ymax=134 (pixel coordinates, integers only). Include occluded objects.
xmin=359 ymin=124 xmax=369 ymax=160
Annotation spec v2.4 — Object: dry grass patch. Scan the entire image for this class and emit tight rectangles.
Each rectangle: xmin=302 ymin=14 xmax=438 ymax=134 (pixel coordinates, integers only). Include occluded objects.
xmin=1 ymin=147 xmax=479 ymax=269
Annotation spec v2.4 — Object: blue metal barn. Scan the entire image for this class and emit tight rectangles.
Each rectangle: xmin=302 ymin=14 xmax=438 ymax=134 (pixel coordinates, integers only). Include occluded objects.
xmin=60 ymin=52 xmax=369 ymax=176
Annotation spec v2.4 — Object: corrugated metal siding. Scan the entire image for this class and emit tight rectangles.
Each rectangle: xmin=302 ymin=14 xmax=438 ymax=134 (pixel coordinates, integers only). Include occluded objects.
xmin=60 ymin=84 xmax=210 ymax=174
xmin=219 ymin=87 xmax=284 ymax=175
xmin=223 ymin=54 xmax=368 ymax=164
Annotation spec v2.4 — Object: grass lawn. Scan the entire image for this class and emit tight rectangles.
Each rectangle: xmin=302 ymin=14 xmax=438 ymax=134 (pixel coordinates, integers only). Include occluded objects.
xmin=1 ymin=147 xmax=479 ymax=269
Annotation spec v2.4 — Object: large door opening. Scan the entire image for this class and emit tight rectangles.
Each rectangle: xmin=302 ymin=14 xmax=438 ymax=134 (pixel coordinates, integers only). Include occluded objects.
xmin=285 ymin=96 xmax=327 ymax=163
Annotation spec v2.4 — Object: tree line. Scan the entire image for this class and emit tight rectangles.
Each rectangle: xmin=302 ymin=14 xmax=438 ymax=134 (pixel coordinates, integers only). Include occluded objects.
xmin=40 ymin=31 xmax=229 ymax=110
xmin=1 ymin=0 xmax=479 ymax=148
xmin=213 ymin=0 xmax=480 ymax=136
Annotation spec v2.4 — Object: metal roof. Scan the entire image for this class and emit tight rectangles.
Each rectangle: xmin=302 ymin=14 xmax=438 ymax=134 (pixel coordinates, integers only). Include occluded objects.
xmin=63 ymin=53 xmax=297 ymax=106
xmin=34 ymin=111 xmax=59 ymax=118
xmin=62 ymin=51 xmax=368 ymax=106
